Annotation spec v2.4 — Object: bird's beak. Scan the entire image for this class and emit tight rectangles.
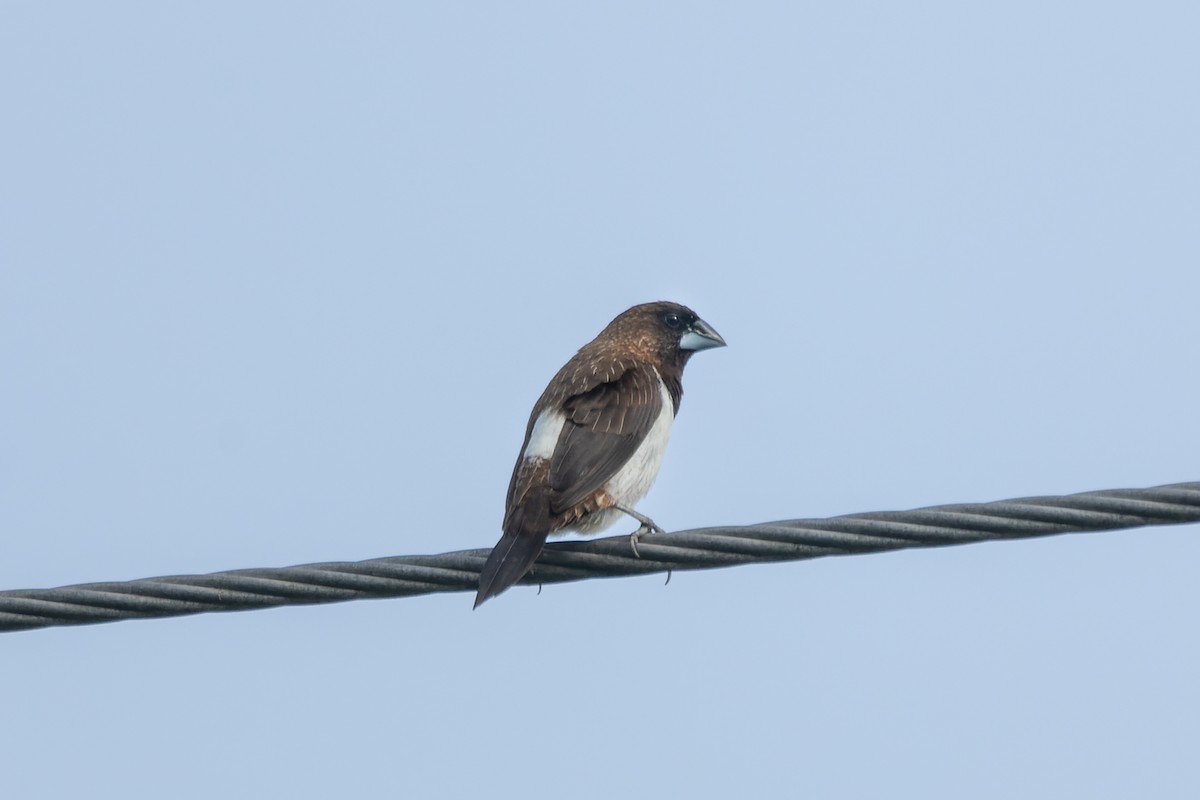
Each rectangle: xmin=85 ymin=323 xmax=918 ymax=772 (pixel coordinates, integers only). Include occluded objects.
xmin=680 ymin=317 xmax=727 ymax=351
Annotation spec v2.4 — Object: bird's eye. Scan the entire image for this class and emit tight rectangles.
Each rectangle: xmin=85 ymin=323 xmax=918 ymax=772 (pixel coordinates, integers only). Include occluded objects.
xmin=663 ymin=312 xmax=683 ymax=329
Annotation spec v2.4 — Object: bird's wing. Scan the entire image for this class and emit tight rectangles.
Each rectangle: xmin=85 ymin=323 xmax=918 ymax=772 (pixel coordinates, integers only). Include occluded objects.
xmin=480 ymin=361 xmax=662 ymax=608
xmin=547 ymin=362 xmax=663 ymax=514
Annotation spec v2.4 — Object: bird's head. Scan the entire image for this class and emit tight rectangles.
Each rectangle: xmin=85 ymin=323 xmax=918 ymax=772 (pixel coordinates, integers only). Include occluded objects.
xmin=602 ymin=301 xmax=726 ymax=366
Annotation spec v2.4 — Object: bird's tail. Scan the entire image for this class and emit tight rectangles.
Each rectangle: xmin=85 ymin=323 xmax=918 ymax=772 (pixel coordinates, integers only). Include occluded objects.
xmin=474 ymin=488 xmax=552 ymax=609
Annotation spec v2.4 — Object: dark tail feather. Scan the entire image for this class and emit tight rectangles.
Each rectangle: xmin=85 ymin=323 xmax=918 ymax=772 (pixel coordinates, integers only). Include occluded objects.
xmin=473 ymin=531 xmax=547 ymax=609
xmin=474 ymin=489 xmax=551 ymax=609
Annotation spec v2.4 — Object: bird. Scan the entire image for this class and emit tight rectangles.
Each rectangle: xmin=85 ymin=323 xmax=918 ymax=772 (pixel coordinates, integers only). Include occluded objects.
xmin=474 ymin=301 xmax=726 ymax=608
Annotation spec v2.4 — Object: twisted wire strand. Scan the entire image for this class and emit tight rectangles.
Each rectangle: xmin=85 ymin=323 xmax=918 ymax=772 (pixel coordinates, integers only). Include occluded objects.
xmin=2 ymin=481 xmax=1197 ymax=633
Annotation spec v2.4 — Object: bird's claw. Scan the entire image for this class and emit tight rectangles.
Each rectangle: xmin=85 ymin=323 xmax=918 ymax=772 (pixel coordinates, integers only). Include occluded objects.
xmin=613 ymin=503 xmax=665 ymax=558
xmin=629 ymin=521 xmax=665 ymax=558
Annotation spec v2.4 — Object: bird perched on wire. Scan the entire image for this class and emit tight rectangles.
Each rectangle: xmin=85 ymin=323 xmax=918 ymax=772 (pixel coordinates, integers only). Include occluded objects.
xmin=474 ymin=301 xmax=726 ymax=608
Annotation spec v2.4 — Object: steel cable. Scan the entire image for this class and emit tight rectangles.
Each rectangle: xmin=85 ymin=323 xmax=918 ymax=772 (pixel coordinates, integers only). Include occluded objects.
xmin=2 ymin=481 xmax=1197 ymax=633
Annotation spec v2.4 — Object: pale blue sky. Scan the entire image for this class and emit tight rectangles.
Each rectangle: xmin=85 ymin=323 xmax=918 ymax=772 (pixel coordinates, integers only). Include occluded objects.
xmin=2 ymin=3 xmax=1198 ymax=798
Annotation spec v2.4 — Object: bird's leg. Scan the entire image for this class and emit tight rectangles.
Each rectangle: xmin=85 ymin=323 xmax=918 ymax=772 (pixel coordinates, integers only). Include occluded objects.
xmin=613 ymin=503 xmax=665 ymax=558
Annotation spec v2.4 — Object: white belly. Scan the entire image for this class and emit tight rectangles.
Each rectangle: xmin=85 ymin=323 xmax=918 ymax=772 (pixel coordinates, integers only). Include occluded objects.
xmin=605 ymin=379 xmax=674 ymax=506
xmin=561 ymin=376 xmax=674 ymax=535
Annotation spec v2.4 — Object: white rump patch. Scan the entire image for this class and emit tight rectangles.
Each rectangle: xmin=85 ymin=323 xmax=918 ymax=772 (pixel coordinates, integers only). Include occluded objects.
xmin=523 ymin=409 xmax=566 ymax=461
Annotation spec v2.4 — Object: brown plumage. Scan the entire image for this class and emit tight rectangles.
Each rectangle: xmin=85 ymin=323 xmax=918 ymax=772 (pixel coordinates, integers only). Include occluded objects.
xmin=474 ymin=301 xmax=726 ymax=608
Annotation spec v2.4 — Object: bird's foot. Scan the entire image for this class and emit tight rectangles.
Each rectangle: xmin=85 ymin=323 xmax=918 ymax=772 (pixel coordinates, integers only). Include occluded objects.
xmin=629 ymin=521 xmax=667 ymax=558
xmin=613 ymin=503 xmax=665 ymax=558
